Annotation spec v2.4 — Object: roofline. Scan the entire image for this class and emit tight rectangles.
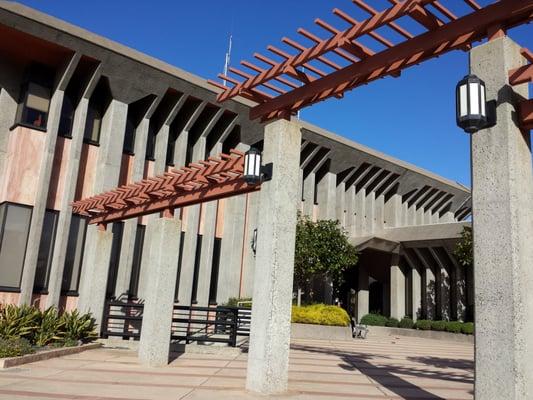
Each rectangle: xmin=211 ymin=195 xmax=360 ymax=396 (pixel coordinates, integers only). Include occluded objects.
xmin=0 ymin=0 xmax=470 ymax=195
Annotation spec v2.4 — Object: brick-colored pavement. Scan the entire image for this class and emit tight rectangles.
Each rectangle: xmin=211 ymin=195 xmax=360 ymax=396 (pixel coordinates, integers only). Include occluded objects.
xmin=0 ymin=330 xmax=473 ymax=399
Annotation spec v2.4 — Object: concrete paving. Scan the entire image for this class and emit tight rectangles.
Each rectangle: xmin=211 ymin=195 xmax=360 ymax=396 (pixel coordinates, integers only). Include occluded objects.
xmin=0 ymin=330 xmax=473 ymax=399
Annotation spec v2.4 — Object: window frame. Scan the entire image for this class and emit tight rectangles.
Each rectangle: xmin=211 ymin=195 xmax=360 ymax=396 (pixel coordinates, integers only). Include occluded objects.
xmin=33 ymin=209 xmax=60 ymax=294
xmin=61 ymin=214 xmax=88 ymax=296
xmin=0 ymin=202 xmax=33 ymax=292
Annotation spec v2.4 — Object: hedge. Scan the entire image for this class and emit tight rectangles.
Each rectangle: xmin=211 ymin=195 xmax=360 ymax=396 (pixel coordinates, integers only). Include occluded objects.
xmin=461 ymin=322 xmax=474 ymax=335
xmin=291 ymin=304 xmax=350 ymax=327
xmin=431 ymin=320 xmax=447 ymax=331
xmin=398 ymin=317 xmax=415 ymax=329
xmin=415 ymin=319 xmax=432 ymax=330
xmin=358 ymin=313 xmax=474 ymax=335
xmin=360 ymin=313 xmax=388 ymax=326
xmin=385 ymin=317 xmax=399 ymax=328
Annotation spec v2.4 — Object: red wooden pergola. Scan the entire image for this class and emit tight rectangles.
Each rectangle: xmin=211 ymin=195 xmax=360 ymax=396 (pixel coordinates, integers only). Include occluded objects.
xmin=71 ymin=150 xmax=260 ymax=227
xmin=208 ymin=0 xmax=533 ymax=126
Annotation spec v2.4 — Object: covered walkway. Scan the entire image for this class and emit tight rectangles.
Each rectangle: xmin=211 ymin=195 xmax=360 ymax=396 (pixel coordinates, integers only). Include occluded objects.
xmin=0 ymin=331 xmax=473 ymax=399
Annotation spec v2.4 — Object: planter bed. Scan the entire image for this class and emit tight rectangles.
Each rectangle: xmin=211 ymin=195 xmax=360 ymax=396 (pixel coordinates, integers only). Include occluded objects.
xmin=0 ymin=342 xmax=101 ymax=369
xmin=291 ymin=323 xmax=352 ymax=341
xmin=369 ymin=325 xmax=474 ymax=344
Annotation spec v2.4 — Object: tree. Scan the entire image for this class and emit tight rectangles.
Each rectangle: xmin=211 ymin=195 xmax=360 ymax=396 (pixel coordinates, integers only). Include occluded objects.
xmin=294 ymin=214 xmax=358 ymax=302
xmin=454 ymin=226 xmax=473 ymax=268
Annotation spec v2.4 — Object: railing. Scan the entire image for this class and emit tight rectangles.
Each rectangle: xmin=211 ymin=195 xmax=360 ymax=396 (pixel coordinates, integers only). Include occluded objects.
xmin=171 ymin=305 xmax=239 ymax=347
xmin=101 ymin=299 xmax=144 ymax=340
xmin=236 ymin=305 xmax=251 ymax=337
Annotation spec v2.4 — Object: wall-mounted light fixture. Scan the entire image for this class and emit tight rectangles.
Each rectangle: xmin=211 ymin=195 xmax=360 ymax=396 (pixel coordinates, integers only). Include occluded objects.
xmin=456 ymin=74 xmax=496 ymax=133
xmin=244 ymin=147 xmax=272 ymax=185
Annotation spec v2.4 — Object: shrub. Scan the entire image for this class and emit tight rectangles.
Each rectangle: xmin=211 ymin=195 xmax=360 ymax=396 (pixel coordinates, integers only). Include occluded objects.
xmin=359 ymin=313 xmax=388 ymax=326
xmin=445 ymin=321 xmax=463 ymax=334
xmin=34 ymin=307 xmax=64 ymax=347
xmin=385 ymin=317 xmax=399 ymax=327
xmin=398 ymin=317 xmax=415 ymax=329
xmin=0 ymin=338 xmax=34 ymax=358
xmin=291 ymin=304 xmax=350 ymax=327
xmin=224 ymin=297 xmax=252 ymax=308
xmin=0 ymin=304 xmax=40 ymax=341
xmin=431 ymin=320 xmax=447 ymax=331
xmin=415 ymin=319 xmax=431 ymax=330
xmin=461 ymin=322 xmax=474 ymax=335
xmin=60 ymin=310 xmax=97 ymax=343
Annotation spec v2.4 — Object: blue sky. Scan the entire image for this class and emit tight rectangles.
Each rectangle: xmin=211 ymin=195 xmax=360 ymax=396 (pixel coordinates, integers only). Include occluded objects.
xmin=16 ymin=0 xmax=533 ymax=187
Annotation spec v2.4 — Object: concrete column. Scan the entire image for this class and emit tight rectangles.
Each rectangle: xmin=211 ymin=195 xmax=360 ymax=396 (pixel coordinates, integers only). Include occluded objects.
xmin=317 ymin=171 xmax=336 ymax=220
xmin=355 ymin=189 xmax=366 ymax=236
xmin=138 ymin=217 xmax=181 ymax=366
xmin=384 ymin=194 xmax=402 ymax=228
xmin=389 ymin=253 xmax=405 ymax=320
xmin=46 ymin=67 xmax=102 ymax=308
xmin=302 ymin=172 xmax=315 ymax=217
xmin=335 ymin=181 xmax=345 ymax=226
xmin=345 ymin=185 xmax=356 ymax=236
xmin=76 ymin=227 xmax=113 ymax=327
xmin=216 ymin=143 xmax=248 ymax=304
xmin=240 ymin=190 xmax=261 ymax=298
xmin=357 ymin=265 xmax=369 ymax=322
xmin=471 ymin=36 xmax=533 ymax=399
xmin=429 ymin=248 xmax=451 ymax=320
xmin=78 ymin=99 xmax=128 ymax=314
xmin=19 ymin=54 xmax=80 ymax=305
xmin=375 ymin=194 xmax=385 ymax=233
xmin=177 ymin=137 xmax=207 ymax=304
xmin=0 ymin=68 xmax=20 ymax=187
xmin=424 ymin=264 xmax=436 ymax=320
xmin=365 ymin=191 xmax=376 ymax=234
xmin=411 ymin=266 xmax=422 ymax=320
xmin=246 ymin=119 xmax=301 ymax=394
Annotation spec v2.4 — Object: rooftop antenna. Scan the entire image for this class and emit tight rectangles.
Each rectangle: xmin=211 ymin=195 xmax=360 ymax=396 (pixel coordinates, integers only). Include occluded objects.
xmin=222 ymin=21 xmax=234 ymax=87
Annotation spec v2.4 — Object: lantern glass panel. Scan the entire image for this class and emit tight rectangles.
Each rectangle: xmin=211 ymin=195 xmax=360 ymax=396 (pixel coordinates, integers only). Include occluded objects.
xmin=459 ymin=84 xmax=468 ymax=117
xmin=469 ymin=82 xmax=479 ymax=115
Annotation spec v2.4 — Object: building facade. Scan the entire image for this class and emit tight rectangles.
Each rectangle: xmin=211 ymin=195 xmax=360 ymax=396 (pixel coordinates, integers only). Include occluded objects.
xmin=0 ymin=2 xmax=472 ymax=327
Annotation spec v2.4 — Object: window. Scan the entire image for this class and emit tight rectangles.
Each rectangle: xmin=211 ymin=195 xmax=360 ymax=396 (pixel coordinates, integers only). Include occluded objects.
xmin=34 ymin=210 xmax=59 ymax=292
xmin=208 ymin=238 xmax=222 ymax=304
xmin=145 ymin=125 xmax=156 ymax=161
xmin=17 ymin=82 xmax=52 ymax=130
xmin=61 ymin=215 xmax=87 ymax=294
xmin=190 ymin=235 xmax=203 ymax=304
xmin=0 ymin=203 xmax=33 ymax=290
xmin=58 ymin=93 xmax=75 ymax=138
xmin=128 ymin=225 xmax=145 ymax=298
xmin=83 ymin=103 xmax=103 ymax=144
xmin=123 ymin=117 xmax=136 ymax=155
xmin=106 ymin=222 xmax=124 ymax=298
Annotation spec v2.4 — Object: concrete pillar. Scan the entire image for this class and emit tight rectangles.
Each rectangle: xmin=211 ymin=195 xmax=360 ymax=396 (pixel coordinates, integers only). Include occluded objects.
xmin=357 ymin=265 xmax=369 ymax=322
xmin=424 ymin=263 xmax=436 ymax=320
xmin=138 ymin=217 xmax=181 ymax=366
xmin=76 ymin=227 xmax=113 ymax=327
xmin=19 ymin=54 xmax=80 ymax=305
xmin=317 ymin=171 xmax=336 ymax=220
xmin=78 ymin=99 xmax=128 ymax=315
xmin=246 ymin=119 xmax=301 ymax=394
xmin=375 ymin=194 xmax=385 ymax=233
xmin=410 ymin=266 xmax=422 ymax=321
xmin=0 ymin=70 xmax=20 ymax=188
xmin=365 ymin=191 xmax=376 ymax=234
xmin=384 ymin=194 xmax=402 ymax=228
xmin=355 ymin=189 xmax=366 ymax=236
xmin=240 ymin=190 xmax=261 ymax=298
xmin=471 ymin=36 xmax=533 ymax=399
xmin=302 ymin=172 xmax=315 ymax=217
xmin=217 ymin=144 xmax=248 ymax=304
xmin=389 ymin=253 xmax=405 ymax=320
xmin=46 ymin=67 xmax=102 ymax=308
xmin=345 ymin=185 xmax=356 ymax=236
xmin=335 ymin=181 xmax=345 ymax=226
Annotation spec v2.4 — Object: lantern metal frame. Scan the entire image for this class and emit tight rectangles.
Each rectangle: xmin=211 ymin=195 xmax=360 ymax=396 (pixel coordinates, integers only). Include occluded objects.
xmin=456 ymin=74 xmax=496 ymax=134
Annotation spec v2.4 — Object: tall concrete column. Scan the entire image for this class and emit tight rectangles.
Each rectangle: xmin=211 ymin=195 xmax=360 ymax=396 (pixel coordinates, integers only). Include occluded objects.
xmin=76 ymin=227 xmax=113 ymax=327
xmin=357 ymin=264 xmax=369 ymax=322
xmin=18 ymin=54 xmax=80 ymax=305
xmin=0 ymin=63 xmax=20 ymax=187
xmin=317 ymin=171 xmax=336 ymax=220
xmin=389 ymin=253 xmax=405 ymax=320
xmin=355 ymin=189 xmax=366 ymax=236
xmin=345 ymin=185 xmax=356 ymax=236
xmin=471 ymin=36 xmax=533 ymax=399
xmin=411 ymin=266 xmax=422 ymax=320
xmin=302 ymin=172 xmax=315 ymax=217
xmin=246 ymin=119 xmax=301 ymax=394
xmin=335 ymin=181 xmax=345 ymax=227
xmin=384 ymin=194 xmax=402 ymax=228
xmin=138 ymin=217 xmax=181 ymax=366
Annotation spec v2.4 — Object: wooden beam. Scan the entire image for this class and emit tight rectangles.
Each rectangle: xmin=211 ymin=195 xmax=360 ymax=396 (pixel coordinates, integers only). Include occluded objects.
xmin=519 ymin=99 xmax=533 ymax=131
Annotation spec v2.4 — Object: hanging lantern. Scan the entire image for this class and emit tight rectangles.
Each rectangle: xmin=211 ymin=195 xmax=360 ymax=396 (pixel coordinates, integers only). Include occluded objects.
xmin=456 ymin=74 xmax=488 ymax=133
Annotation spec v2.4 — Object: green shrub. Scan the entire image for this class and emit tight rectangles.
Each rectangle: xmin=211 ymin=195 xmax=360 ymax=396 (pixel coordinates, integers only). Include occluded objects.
xmin=60 ymin=310 xmax=97 ymax=343
xmin=415 ymin=319 xmax=431 ymax=330
xmin=223 ymin=297 xmax=252 ymax=307
xmin=0 ymin=304 xmax=40 ymax=341
xmin=385 ymin=317 xmax=399 ymax=327
xmin=461 ymin=322 xmax=474 ymax=335
xmin=359 ymin=313 xmax=388 ymax=326
xmin=398 ymin=317 xmax=415 ymax=329
xmin=34 ymin=307 xmax=64 ymax=347
xmin=291 ymin=304 xmax=350 ymax=327
xmin=445 ymin=321 xmax=463 ymax=334
xmin=431 ymin=320 xmax=447 ymax=331
xmin=0 ymin=338 xmax=34 ymax=358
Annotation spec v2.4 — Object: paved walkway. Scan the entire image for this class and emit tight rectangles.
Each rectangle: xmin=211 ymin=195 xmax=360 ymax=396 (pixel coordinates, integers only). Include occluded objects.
xmin=0 ymin=331 xmax=473 ymax=399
